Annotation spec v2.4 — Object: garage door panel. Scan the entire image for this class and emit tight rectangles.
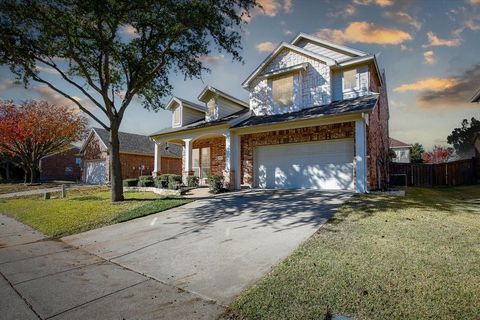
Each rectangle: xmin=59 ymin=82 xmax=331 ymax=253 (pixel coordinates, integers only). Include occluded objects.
xmin=255 ymin=139 xmax=354 ymax=190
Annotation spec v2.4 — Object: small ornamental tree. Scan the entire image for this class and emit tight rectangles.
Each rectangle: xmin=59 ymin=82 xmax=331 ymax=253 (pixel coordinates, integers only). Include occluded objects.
xmin=0 ymin=100 xmax=87 ymax=183
xmin=410 ymin=142 xmax=425 ymax=163
xmin=421 ymin=145 xmax=455 ymax=164
xmin=0 ymin=0 xmax=258 ymax=201
xmin=447 ymin=117 xmax=480 ymax=158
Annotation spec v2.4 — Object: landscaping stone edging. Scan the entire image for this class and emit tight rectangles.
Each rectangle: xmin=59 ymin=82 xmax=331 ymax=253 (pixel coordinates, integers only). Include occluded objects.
xmin=123 ymin=186 xmax=182 ymax=196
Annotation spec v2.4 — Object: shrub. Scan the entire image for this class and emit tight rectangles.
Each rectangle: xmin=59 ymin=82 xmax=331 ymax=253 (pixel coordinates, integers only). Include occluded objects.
xmin=123 ymin=178 xmax=139 ymax=187
xmin=208 ymin=175 xmax=224 ymax=194
xmin=187 ymin=176 xmax=199 ymax=188
xmin=139 ymin=175 xmax=154 ymax=182
xmin=137 ymin=179 xmax=154 ymax=187
xmin=154 ymin=174 xmax=183 ymax=189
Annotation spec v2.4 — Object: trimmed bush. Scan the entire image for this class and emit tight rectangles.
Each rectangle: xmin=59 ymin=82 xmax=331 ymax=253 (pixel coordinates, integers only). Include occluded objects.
xmin=208 ymin=175 xmax=224 ymax=194
xmin=154 ymin=174 xmax=183 ymax=189
xmin=154 ymin=176 xmax=168 ymax=189
xmin=123 ymin=178 xmax=139 ymax=187
xmin=137 ymin=179 xmax=154 ymax=187
xmin=187 ymin=176 xmax=199 ymax=188
xmin=139 ymin=175 xmax=154 ymax=182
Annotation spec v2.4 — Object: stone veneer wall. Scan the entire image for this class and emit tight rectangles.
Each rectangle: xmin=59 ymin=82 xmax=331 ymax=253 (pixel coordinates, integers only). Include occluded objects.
xmin=240 ymin=122 xmax=355 ymax=186
xmin=367 ymin=63 xmax=390 ymax=190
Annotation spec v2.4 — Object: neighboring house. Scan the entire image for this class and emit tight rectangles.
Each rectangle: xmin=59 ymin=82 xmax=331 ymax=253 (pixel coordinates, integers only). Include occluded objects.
xmin=39 ymin=146 xmax=82 ymax=181
xmin=390 ymin=138 xmax=411 ymax=163
xmin=80 ymin=128 xmax=182 ymax=184
xmin=150 ymin=33 xmax=390 ymax=192
xmin=471 ymin=88 xmax=480 ymax=103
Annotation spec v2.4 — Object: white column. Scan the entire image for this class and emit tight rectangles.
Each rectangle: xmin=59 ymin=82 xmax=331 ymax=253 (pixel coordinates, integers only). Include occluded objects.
xmin=224 ymin=131 xmax=240 ymax=190
xmin=355 ymin=119 xmax=367 ymax=193
xmin=182 ymin=139 xmax=193 ymax=183
xmin=153 ymin=143 xmax=162 ymax=176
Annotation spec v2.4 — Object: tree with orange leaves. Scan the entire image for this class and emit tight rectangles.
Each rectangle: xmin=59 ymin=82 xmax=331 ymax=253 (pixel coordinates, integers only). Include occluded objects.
xmin=0 ymin=100 xmax=87 ymax=183
xmin=421 ymin=145 xmax=455 ymax=164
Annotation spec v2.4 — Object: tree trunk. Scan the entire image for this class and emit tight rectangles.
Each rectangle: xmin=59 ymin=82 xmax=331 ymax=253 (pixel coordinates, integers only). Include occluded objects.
xmin=30 ymin=166 xmax=36 ymax=184
xmin=5 ymin=162 xmax=10 ymax=180
xmin=109 ymin=121 xmax=124 ymax=202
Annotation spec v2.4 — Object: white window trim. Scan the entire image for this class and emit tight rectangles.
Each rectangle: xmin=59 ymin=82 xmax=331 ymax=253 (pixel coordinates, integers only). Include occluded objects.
xmin=172 ymin=106 xmax=182 ymax=127
xmin=342 ymin=68 xmax=359 ymax=92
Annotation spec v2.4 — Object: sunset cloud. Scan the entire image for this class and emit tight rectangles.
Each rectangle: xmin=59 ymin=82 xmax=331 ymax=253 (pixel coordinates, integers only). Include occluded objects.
xmin=423 ymin=31 xmax=461 ymax=47
xmin=423 ymin=51 xmax=436 ymax=64
xmin=198 ymin=54 xmax=225 ymax=65
xmin=247 ymin=0 xmax=293 ymax=20
xmin=255 ymin=41 xmax=277 ymax=52
xmin=315 ymin=21 xmax=412 ymax=45
xmin=283 ymin=0 xmax=293 ymax=13
xmin=468 ymin=0 xmax=480 ymax=4
xmin=394 ymin=64 xmax=480 ymax=108
xmin=385 ymin=11 xmax=422 ymax=30
xmin=353 ymin=0 xmax=394 ymax=7
xmin=394 ymin=77 xmax=458 ymax=93
xmin=33 ymin=85 xmax=93 ymax=110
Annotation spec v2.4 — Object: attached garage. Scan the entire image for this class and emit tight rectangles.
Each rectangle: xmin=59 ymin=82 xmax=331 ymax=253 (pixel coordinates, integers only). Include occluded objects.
xmin=254 ymin=138 xmax=354 ymax=190
xmin=84 ymin=160 xmax=107 ymax=184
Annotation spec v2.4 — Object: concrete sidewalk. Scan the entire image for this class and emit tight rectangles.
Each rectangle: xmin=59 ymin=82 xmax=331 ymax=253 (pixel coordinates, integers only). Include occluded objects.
xmin=0 ymin=215 xmax=224 ymax=320
xmin=0 ymin=185 xmax=93 ymax=199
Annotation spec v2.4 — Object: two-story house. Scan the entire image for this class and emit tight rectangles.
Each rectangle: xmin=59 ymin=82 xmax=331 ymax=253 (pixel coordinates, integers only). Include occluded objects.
xmin=150 ymin=33 xmax=390 ymax=192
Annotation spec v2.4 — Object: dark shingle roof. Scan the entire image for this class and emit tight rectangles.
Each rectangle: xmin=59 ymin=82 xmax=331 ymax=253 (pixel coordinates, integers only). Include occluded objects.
xmin=389 ymin=138 xmax=410 ymax=148
xmin=92 ymin=128 xmax=181 ymax=158
xmin=233 ymin=94 xmax=379 ymax=128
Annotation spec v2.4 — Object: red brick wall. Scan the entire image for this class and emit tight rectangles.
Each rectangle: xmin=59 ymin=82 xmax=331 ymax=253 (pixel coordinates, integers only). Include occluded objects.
xmin=160 ymin=157 xmax=182 ymax=175
xmin=367 ymin=64 xmax=390 ymax=190
xmin=192 ymin=137 xmax=226 ymax=177
xmin=240 ymin=122 xmax=355 ymax=185
xmin=40 ymin=147 xmax=81 ymax=181
xmin=119 ymin=153 xmax=155 ymax=179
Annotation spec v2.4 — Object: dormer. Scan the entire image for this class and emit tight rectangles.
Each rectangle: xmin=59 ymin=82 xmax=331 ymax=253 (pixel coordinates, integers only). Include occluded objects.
xmin=198 ymin=86 xmax=249 ymax=122
xmin=166 ymin=97 xmax=205 ymax=128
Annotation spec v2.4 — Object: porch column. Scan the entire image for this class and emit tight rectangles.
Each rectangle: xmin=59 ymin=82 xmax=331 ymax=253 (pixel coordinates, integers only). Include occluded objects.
xmin=224 ymin=131 xmax=240 ymax=190
xmin=355 ymin=119 xmax=367 ymax=193
xmin=153 ymin=142 xmax=163 ymax=176
xmin=182 ymin=138 xmax=193 ymax=184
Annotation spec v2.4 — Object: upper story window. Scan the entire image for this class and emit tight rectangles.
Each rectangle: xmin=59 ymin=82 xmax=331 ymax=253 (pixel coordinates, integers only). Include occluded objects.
xmin=343 ymin=69 xmax=358 ymax=91
xmin=207 ymin=99 xmax=216 ymax=119
xmin=272 ymin=75 xmax=294 ymax=107
xmin=173 ymin=107 xmax=181 ymax=125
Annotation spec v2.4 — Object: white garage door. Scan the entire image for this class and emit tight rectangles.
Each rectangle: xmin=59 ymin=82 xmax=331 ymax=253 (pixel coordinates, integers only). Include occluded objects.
xmin=85 ymin=160 xmax=107 ymax=184
xmin=255 ymin=139 xmax=354 ymax=190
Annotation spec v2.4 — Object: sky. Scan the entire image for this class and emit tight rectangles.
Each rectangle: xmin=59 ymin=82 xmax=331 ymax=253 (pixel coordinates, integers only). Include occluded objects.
xmin=0 ymin=0 xmax=479 ymax=149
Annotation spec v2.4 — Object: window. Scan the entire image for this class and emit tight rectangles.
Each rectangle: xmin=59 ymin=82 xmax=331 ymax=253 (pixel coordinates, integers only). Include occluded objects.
xmin=207 ymin=99 xmax=216 ymax=118
xmin=75 ymin=157 xmax=81 ymax=167
xmin=192 ymin=148 xmax=200 ymax=176
xmin=272 ymin=75 xmax=294 ymax=107
xmin=173 ymin=107 xmax=181 ymax=125
xmin=343 ymin=69 xmax=357 ymax=91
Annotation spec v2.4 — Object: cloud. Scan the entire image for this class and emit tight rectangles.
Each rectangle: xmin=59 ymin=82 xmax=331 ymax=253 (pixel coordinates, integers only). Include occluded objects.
xmin=255 ymin=41 xmax=277 ymax=52
xmin=36 ymin=65 xmax=58 ymax=75
xmin=394 ymin=64 xmax=480 ymax=108
xmin=394 ymin=77 xmax=458 ymax=93
xmin=245 ymin=0 xmax=293 ymax=21
xmin=353 ymin=0 xmax=394 ymax=7
xmin=423 ymin=31 xmax=461 ymax=47
xmin=32 ymin=85 xmax=93 ymax=111
xmin=120 ymin=24 xmax=140 ymax=39
xmin=315 ymin=21 xmax=412 ymax=45
xmin=384 ymin=11 xmax=422 ymax=30
xmin=198 ymin=54 xmax=225 ymax=64
xmin=283 ymin=0 xmax=292 ymax=13
xmin=423 ymin=51 xmax=436 ymax=64
xmin=0 ymin=79 xmax=22 ymax=92
xmin=468 ymin=0 xmax=480 ymax=4
xmin=327 ymin=4 xmax=356 ymax=18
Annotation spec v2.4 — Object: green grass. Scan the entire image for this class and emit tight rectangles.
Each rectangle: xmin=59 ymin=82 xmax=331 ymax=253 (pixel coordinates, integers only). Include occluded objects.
xmin=0 ymin=187 xmax=191 ymax=237
xmin=228 ymin=186 xmax=480 ymax=320
xmin=0 ymin=180 xmax=77 ymax=194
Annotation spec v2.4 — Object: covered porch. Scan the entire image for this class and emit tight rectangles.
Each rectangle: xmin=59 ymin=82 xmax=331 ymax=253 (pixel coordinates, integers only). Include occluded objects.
xmin=151 ymin=127 xmax=241 ymax=190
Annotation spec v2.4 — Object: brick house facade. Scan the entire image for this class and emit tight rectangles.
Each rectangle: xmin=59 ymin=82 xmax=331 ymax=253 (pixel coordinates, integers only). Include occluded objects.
xmin=150 ymin=33 xmax=390 ymax=192
xmin=39 ymin=146 xmax=81 ymax=181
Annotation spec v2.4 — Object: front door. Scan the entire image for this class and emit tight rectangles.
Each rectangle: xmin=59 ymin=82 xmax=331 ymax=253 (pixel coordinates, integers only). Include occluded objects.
xmin=192 ymin=147 xmax=211 ymax=185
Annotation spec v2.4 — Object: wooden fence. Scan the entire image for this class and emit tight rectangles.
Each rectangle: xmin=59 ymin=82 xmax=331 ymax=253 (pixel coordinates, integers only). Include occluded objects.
xmin=390 ymin=158 xmax=478 ymax=187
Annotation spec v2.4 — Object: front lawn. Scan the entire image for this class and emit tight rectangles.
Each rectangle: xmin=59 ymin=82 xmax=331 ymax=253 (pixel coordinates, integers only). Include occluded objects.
xmin=0 ymin=187 xmax=191 ymax=237
xmin=229 ymin=186 xmax=480 ymax=320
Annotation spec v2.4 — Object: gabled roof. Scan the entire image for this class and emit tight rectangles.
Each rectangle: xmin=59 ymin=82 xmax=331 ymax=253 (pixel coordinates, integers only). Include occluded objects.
xmin=291 ymin=33 xmax=368 ymax=57
xmin=242 ymin=42 xmax=337 ymax=88
xmin=81 ymin=128 xmax=181 ymax=158
xmin=198 ymin=85 xmax=249 ymax=108
xmin=471 ymin=88 xmax=480 ymax=103
xmin=233 ymin=94 xmax=379 ymax=128
xmin=166 ymin=96 xmax=206 ymax=113
xmin=389 ymin=138 xmax=411 ymax=148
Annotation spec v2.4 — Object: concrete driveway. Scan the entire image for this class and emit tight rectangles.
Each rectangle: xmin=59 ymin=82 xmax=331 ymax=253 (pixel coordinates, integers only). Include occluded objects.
xmin=1 ymin=189 xmax=350 ymax=319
